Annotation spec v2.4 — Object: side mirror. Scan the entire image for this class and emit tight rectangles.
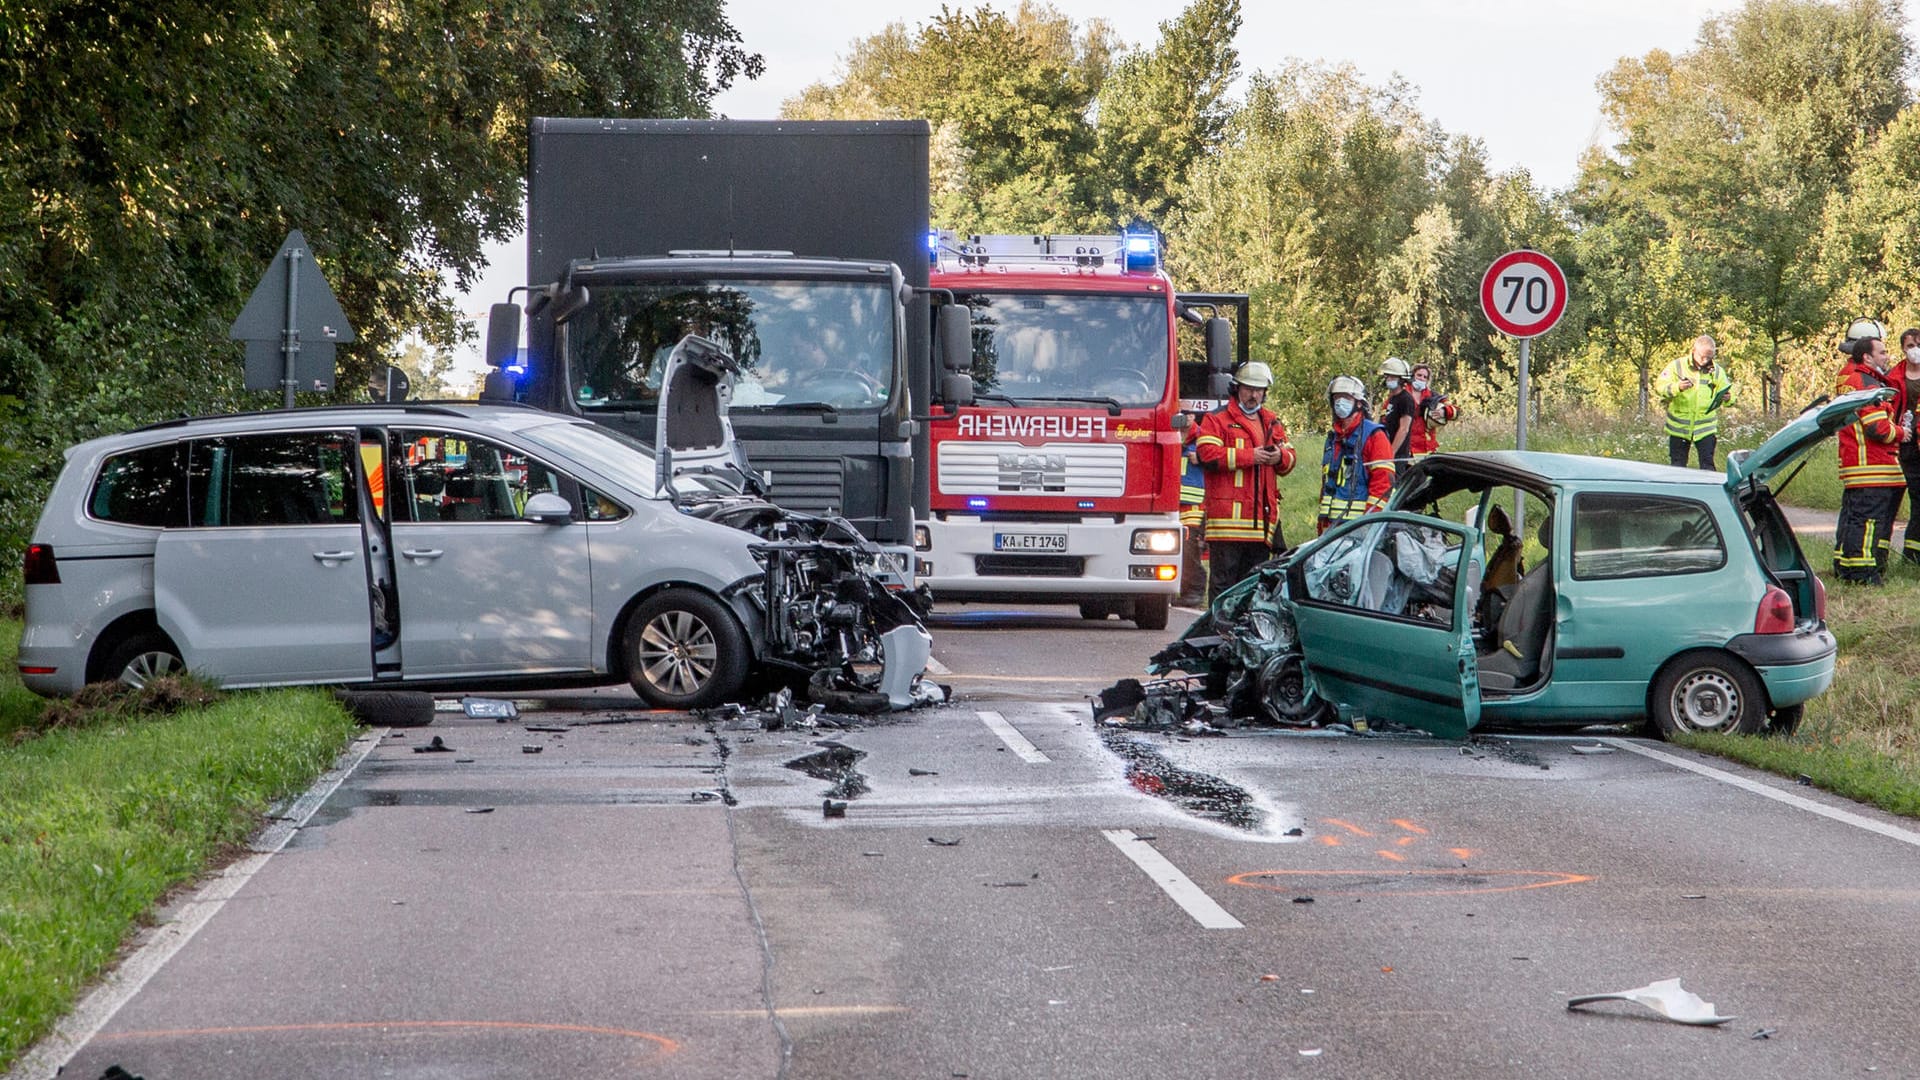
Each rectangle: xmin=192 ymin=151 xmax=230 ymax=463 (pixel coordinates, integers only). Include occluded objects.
xmin=522 ymin=492 xmax=574 ymax=525
xmin=1208 ymin=372 xmax=1234 ymax=399
xmin=551 ymin=284 xmax=591 ymax=324
xmin=1205 ymin=316 xmax=1233 ymax=375
xmin=485 ymin=303 xmax=522 ymax=368
xmin=941 ymin=372 xmax=974 ymax=409
xmin=938 ymin=303 xmax=973 ymax=374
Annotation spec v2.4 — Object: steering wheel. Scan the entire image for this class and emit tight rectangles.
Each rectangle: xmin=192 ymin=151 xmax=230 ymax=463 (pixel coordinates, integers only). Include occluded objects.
xmin=1092 ymin=369 xmax=1154 ymax=402
xmin=808 ymin=369 xmax=881 ymax=407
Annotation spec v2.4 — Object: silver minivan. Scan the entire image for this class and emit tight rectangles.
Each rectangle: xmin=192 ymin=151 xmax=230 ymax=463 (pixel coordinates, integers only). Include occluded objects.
xmin=17 ymin=339 xmax=932 ymax=708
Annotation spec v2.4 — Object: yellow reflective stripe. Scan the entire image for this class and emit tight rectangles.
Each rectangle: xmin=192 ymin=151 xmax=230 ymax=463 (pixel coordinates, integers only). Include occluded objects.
xmin=1835 ymin=553 xmax=1877 ymax=567
xmin=1366 ymin=459 xmax=1395 ymax=471
xmin=1195 ymin=435 xmax=1224 ymax=447
xmin=1838 ymin=464 xmax=1905 ymax=485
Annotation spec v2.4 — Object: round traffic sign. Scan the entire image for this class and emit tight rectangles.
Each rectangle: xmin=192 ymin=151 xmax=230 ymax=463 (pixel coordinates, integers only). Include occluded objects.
xmin=1479 ymin=250 xmax=1568 ymax=339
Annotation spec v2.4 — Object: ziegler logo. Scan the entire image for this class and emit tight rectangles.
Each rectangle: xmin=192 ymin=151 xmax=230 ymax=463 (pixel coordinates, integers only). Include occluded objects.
xmin=1113 ymin=424 xmax=1153 ymax=440
xmin=997 ymin=453 xmax=1068 ymax=492
xmin=957 ymin=413 xmax=1108 ymax=439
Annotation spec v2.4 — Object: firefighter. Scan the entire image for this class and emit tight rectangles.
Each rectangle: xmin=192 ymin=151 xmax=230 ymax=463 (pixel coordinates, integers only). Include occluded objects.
xmin=1896 ymin=327 xmax=1920 ymax=567
xmin=1317 ymin=375 xmax=1395 ymax=534
xmin=1193 ymin=361 xmax=1295 ymax=603
xmin=1654 ymin=334 xmax=1733 ymax=470
xmin=1833 ymin=321 xmax=1905 ymax=585
xmin=1378 ymin=356 xmax=1419 ymax=471
xmin=1407 ymin=362 xmax=1457 ymax=460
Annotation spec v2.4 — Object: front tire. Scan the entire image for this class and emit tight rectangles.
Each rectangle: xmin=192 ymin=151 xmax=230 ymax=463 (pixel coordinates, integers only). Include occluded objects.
xmin=1132 ymin=595 xmax=1170 ymax=631
xmin=1650 ymin=652 xmax=1767 ymax=738
xmin=625 ymin=589 xmax=750 ymax=710
xmin=101 ymin=630 xmax=183 ymax=689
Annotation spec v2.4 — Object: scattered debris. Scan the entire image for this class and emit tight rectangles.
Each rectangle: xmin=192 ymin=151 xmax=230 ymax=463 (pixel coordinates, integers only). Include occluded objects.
xmin=1298 ymin=1049 xmax=1322 ymax=1057
xmin=521 ymin=744 xmax=543 ymax=754
xmin=1100 ymin=729 xmax=1262 ymax=832
xmin=690 ymin=790 xmax=723 ymax=803
xmin=454 ymin=758 xmax=475 ymax=764
xmin=1750 ymin=1028 xmax=1776 ymax=1040
xmin=1566 ymin=978 xmax=1736 ymax=1026
xmin=1569 ymin=743 xmax=1614 ymax=755
xmin=1257 ymin=974 xmax=1280 ymax=982
xmin=908 ymin=767 xmax=939 ymax=776
xmin=785 ymin=743 xmax=869 ymax=800
xmin=464 ymin=807 xmax=494 ymax=814
xmin=928 ymin=837 xmax=962 ymax=847
xmin=524 ymin=724 xmax=569 ymax=733
xmin=985 ymin=881 xmax=1029 ymax=888
xmin=862 ymin=851 xmax=883 ymax=857
xmin=1796 ymin=774 xmax=1814 ymax=786
xmin=1680 ymin=893 xmax=1707 ymax=900
xmin=1283 ymin=827 xmax=1304 ymax=837
xmin=462 ymin=696 xmax=519 ymax=720
xmin=1292 ymin=896 xmax=1315 ymax=904
xmin=99 ymin=1067 xmax=145 ymax=1080
xmin=822 ymin=799 xmax=848 ymax=818
xmin=412 ymin=736 xmax=453 ymax=754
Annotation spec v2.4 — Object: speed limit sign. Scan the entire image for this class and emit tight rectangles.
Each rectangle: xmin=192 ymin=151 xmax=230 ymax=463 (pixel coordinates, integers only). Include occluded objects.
xmin=1480 ymin=250 xmax=1567 ymax=338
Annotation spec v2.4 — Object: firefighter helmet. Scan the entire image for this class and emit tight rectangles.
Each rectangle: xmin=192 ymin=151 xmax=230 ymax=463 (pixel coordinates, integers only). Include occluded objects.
xmin=1843 ymin=317 xmax=1886 ymax=353
xmin=1328 ymin=374 xmax=1367 ymax=405
xmin=1232 ymin=361 xmax=1275 ymax=389
xmin=1378 ymin=356 xmax=1412 ymax=379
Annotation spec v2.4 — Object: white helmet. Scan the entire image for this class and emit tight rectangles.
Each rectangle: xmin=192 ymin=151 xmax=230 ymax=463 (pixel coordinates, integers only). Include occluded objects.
xmin=1232 ymin=360 xmax=1275 ymax=389
xmin=1328 ymin=374 xmax=1367 ymax=406
xmin=1378 ymin=356 xmax=1412 ymax=379
xmin=1843 ymin=317 xmax=1886 ymax=353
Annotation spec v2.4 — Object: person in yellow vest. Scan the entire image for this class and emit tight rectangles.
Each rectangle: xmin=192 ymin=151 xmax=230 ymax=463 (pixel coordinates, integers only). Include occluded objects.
xmin=1653 ymin=335 xmax=1733 ymax=469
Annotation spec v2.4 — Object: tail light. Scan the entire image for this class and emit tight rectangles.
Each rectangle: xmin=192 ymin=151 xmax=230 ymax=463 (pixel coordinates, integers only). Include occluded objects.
xmin=23 ymin=543 xmax=58 ymax=585
xmin=1754 ymin=584 xmax=1794 ymax=634
xmin=1812 ymin=573 xmax=1827 ymax=622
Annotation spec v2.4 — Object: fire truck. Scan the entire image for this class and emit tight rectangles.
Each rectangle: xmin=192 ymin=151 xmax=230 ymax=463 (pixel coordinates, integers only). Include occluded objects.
xmin=915 ymin=230 xmax=1237 ymax=629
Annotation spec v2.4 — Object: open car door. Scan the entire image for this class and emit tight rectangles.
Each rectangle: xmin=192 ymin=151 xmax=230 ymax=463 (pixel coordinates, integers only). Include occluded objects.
xmin=1285 ymin=512 xmax=1482 ymax=739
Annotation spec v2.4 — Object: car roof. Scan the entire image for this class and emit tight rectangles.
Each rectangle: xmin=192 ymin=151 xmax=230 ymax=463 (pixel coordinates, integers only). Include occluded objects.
xmin=72 ymin=403 xmax=587 ymax=457
xmin=1421 ymin=450 xmax=1723 ymax=486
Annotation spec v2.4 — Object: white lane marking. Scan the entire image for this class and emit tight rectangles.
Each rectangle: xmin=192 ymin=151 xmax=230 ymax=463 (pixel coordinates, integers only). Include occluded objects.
xmin=1102 ymin=829 xmax=1243 ymax=929
xmin=3 ymin=732 xmax=383 ymax=1080
xmin=1602 ymin=737 xmax=1920 ymax=851
xmin=925 ymin=656 xmax=952 ymax=676
xmin=977 ymin=709 xmax=1049 ymax=763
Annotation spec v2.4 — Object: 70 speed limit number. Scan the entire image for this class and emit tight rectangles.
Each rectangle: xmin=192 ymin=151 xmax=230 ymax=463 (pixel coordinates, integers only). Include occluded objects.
xmin=1479 ymin=250 xmax=1568 ymax=339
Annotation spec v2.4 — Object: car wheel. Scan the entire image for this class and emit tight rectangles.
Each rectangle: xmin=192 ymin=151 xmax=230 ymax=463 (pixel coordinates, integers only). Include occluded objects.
xmin=1767 ymin=703 xmax=1805 ymax=737
xmin=102 ymin=631 xmax=183 ymax=689
xmin=1132 ymin=595 xmax=1170 ymax=631
xmin=625 ymin=589 xmax=750 ymax=709
xmin=1650 ymin=652 xmax=1767 ymax=738
xmin=334 ymin=689 xmax=435 ymax=728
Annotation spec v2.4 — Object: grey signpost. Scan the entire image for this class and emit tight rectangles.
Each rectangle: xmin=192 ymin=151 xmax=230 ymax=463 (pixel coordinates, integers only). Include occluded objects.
xmin=229 ymin=230 xmax=355 ymax=408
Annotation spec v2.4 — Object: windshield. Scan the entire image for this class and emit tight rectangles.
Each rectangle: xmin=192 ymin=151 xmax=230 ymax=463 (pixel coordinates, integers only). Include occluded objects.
xmin=517 ymin=420 xmax=660 ymax=498
xmin=957 ymin=292 xmax=1171 ymax=408
xmin=563 ymin=280 xmax=896 ymax=412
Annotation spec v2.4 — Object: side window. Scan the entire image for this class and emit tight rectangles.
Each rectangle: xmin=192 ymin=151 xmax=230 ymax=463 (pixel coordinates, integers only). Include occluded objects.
xmin=581 ymin=485 xmax=629 ymax=522
xmin=1299 ymin=520 xmax=1469 ymax=627
xmin=394 ymin=430 xmax=567 ymax=523
xmin=89 ymin=443 xmax=189 ymax=527
xmin=188 ymin=432 xmax=360 ymax=527
xmin=1572 ymin=493 xmax=1726 ymax=580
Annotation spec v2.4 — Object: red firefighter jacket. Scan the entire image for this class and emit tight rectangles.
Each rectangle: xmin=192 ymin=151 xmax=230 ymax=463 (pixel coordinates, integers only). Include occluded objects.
xmin=1194 ymin=404 xmax=1296 ymax=545
xmin=1408 ymin=388 xmax=1455 ymax=456
xmin=1835 ymin=361 xmax=1903 ymax=488
xmin=1317 ymin=413 xmax=1395 ymax=533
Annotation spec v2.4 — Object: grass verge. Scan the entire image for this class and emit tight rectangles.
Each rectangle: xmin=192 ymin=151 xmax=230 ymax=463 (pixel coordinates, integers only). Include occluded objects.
xmin=0 ymin=620 xmax=357 ymax=1071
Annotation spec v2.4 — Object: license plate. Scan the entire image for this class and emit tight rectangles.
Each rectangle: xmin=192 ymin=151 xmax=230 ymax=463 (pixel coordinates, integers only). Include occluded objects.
xmin=994 ymin=532 xmax=1067 ymax=552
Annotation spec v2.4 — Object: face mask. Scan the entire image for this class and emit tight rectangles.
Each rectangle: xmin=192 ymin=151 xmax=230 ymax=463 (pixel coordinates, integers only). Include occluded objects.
xmin=1384 ymin=378 xmax=1401 ymax=391
xmin=1906 ymin=346 xmax=1920 ymax=365
xmin=1332 ymin=398 xmax=1355 ymax=421
xmin=1411 ymin=378 xmax=1429 ymax=392
xmin=1236 ymin=398 xmax=1260 ymax=415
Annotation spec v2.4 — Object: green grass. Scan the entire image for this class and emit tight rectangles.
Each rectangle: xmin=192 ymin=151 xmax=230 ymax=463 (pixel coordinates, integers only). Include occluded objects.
xmin=0 ymin=622 xmax=357 ymax=1070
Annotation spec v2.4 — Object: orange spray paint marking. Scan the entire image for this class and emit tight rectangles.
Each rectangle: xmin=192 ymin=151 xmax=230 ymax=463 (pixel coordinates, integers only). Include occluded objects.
xmin=1323 ymin=818 xmax=1374 ymax=837
xmin=1376 ymin=850 xmax=1406 ymax=862
xmin=1227 ymin=869 xmax=1594 ymax=898
xmin=1319 ymin=835 xmax=1342 ymax=847
xmin=1395 ymin=836 xmax=1417 ymax=847
xmin=1450 ymin=848 xmax=1475 ymax=859
xmin=1391 ymin=820 xmax=1428 ymax=835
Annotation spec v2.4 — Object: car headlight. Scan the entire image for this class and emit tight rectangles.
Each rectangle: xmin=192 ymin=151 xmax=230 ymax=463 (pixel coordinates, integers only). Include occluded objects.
xmin=1131 ymin=528 xmax=1180 ymax=554
xmin=1247 ymin=610 xmax=1281 ymax=643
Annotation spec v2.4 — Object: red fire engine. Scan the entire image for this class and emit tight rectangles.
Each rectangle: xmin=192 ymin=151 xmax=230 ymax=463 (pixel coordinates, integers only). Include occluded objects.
xmin=915 ymin=229 xmax=1235 ymax=630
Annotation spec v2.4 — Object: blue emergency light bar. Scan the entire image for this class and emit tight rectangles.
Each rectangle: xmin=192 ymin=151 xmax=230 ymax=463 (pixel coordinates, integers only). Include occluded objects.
xmin=967 ymin=497 xmax=989 ymax=510
xmin=1122 ymin=226 xmax=1160 ymax=272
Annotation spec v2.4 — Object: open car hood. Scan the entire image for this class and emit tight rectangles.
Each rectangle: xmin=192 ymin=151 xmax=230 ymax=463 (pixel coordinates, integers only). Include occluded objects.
xmin=1725 ymin=387 xmax=1896 ymax=491
xmin=654 ymin=334 xmax=759 ymax=500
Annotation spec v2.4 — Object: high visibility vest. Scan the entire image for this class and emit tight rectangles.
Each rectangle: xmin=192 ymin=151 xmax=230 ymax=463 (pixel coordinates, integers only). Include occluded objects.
xmin=1319 ymin=418 xmax=1391 ymax=524
xmin=1654 ymin=357 xmax=1732 ymax=442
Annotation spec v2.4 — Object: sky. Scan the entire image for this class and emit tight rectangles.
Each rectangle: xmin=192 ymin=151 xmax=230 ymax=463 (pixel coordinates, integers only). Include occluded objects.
xmin=447 ymin=0 xmax=1766 ymax=374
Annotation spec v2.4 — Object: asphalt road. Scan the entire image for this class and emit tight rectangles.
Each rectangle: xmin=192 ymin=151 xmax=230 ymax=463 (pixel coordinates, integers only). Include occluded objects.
xmin=20 ymin=601 xmax=1920 ymax=1079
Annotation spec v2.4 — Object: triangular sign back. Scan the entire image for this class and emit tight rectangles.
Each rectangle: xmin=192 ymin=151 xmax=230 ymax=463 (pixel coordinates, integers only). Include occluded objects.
xmin=228 ymin=229 xmax=356 ymax=343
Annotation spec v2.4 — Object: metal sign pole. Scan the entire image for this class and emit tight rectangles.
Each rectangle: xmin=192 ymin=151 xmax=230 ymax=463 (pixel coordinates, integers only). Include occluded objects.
xmin=282 ymin=244 xmax=304 ymax=409
xmin=1514 ymin=335 xmax=1529 ymax=538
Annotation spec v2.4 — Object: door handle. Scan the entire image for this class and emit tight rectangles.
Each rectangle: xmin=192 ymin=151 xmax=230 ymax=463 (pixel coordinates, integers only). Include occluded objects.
xmin=312 ymin=550 xmax=357 ymax=562
xmin=400 ymin=548 xmax=444 ymax=561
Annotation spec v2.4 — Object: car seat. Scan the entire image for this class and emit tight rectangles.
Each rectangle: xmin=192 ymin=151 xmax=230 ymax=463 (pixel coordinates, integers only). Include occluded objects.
xmin=1478 ymin=512 xmax=1553 ymax=691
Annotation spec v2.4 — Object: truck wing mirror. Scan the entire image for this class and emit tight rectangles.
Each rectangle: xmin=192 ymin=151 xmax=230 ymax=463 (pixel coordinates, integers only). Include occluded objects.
xmin=1205 ymin=316 xmax=1233 ymax=375
xmin=485 ymin=303 xmax=522 ymax=368
xmin=551 ymin=284 xmax=591 ymax=324
xmin=941 ymin=372 xmax=974 ymax=409
xmin=938 ymin=303 xmax=973 ymax=374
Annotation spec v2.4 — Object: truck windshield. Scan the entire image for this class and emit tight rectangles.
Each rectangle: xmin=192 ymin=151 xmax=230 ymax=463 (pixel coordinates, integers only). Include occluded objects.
xmin=957 ymin=292 xmax=1170 ymax=408
xmin=564 ymin=280 xmax=896 ymax=411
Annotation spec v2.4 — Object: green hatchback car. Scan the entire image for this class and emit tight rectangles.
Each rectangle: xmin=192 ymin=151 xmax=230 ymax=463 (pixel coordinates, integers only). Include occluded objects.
xmin=1147 ymin=389 xmax=1890 ymax=740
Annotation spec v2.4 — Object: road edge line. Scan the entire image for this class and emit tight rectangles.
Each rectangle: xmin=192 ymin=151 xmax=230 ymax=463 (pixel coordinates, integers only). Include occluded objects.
xmin=1101 ymin=829 xmax=1243 ymax=930
xmin=4 ymin=730 xmax=384 ymax=1080
xmin=977 ymin=710 xmax=1049 ymax=763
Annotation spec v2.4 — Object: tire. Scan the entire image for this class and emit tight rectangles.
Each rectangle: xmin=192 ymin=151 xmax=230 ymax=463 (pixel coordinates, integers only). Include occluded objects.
xmin=100 ymin=630 xmax=183 ymax=689
xmin=334 ymin=689 xmax=435 ymax=728
xmin=1078 ymin=601 xmax=1116 ymax=621
xmin=625 ymin=589 xmax=750 ymax=709
xmin=1132 ymin=595 xmax=1171 ymax=631
xmin=1650 ymin=651 xmax=1767 ymax=739
xmin=1767 ymin=703 xmax=1805 ymax=737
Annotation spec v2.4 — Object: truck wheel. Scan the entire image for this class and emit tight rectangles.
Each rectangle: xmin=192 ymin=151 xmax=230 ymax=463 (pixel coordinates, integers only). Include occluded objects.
xmin=101 ymin=631 xmax=183 ymax=689
xmin=1078 ymin=601 xmax=1117 ymax=621
xmin=625 ymin=590 xmax=750 ymax=710
xmin=1132 ymin=596 xmax=1171 ymax=631
xmin=1650 ymin=652 xmax=1766 ymax=739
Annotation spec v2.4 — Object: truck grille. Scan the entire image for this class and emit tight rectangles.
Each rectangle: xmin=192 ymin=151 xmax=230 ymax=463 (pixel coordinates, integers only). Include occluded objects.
xmin=937 ymin=441 xmax=1126 ymax=497
xmin=756 ymin=456 xmax=846 ymax=516
xmin=974 ymin=554 xmax=1086 ymax=578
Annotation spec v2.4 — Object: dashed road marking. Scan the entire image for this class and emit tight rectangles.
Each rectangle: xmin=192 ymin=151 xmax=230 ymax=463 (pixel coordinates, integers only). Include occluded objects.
xmin=977 ymin=709 xmax=1049 ymax=763
xmin=4 ymin=732 xmax=383 ymax=1080
xmin=1603 ymin=737 xmax=1920 ymax=850
xmin=1102 ymin=829 xmax=1243 ymax=930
